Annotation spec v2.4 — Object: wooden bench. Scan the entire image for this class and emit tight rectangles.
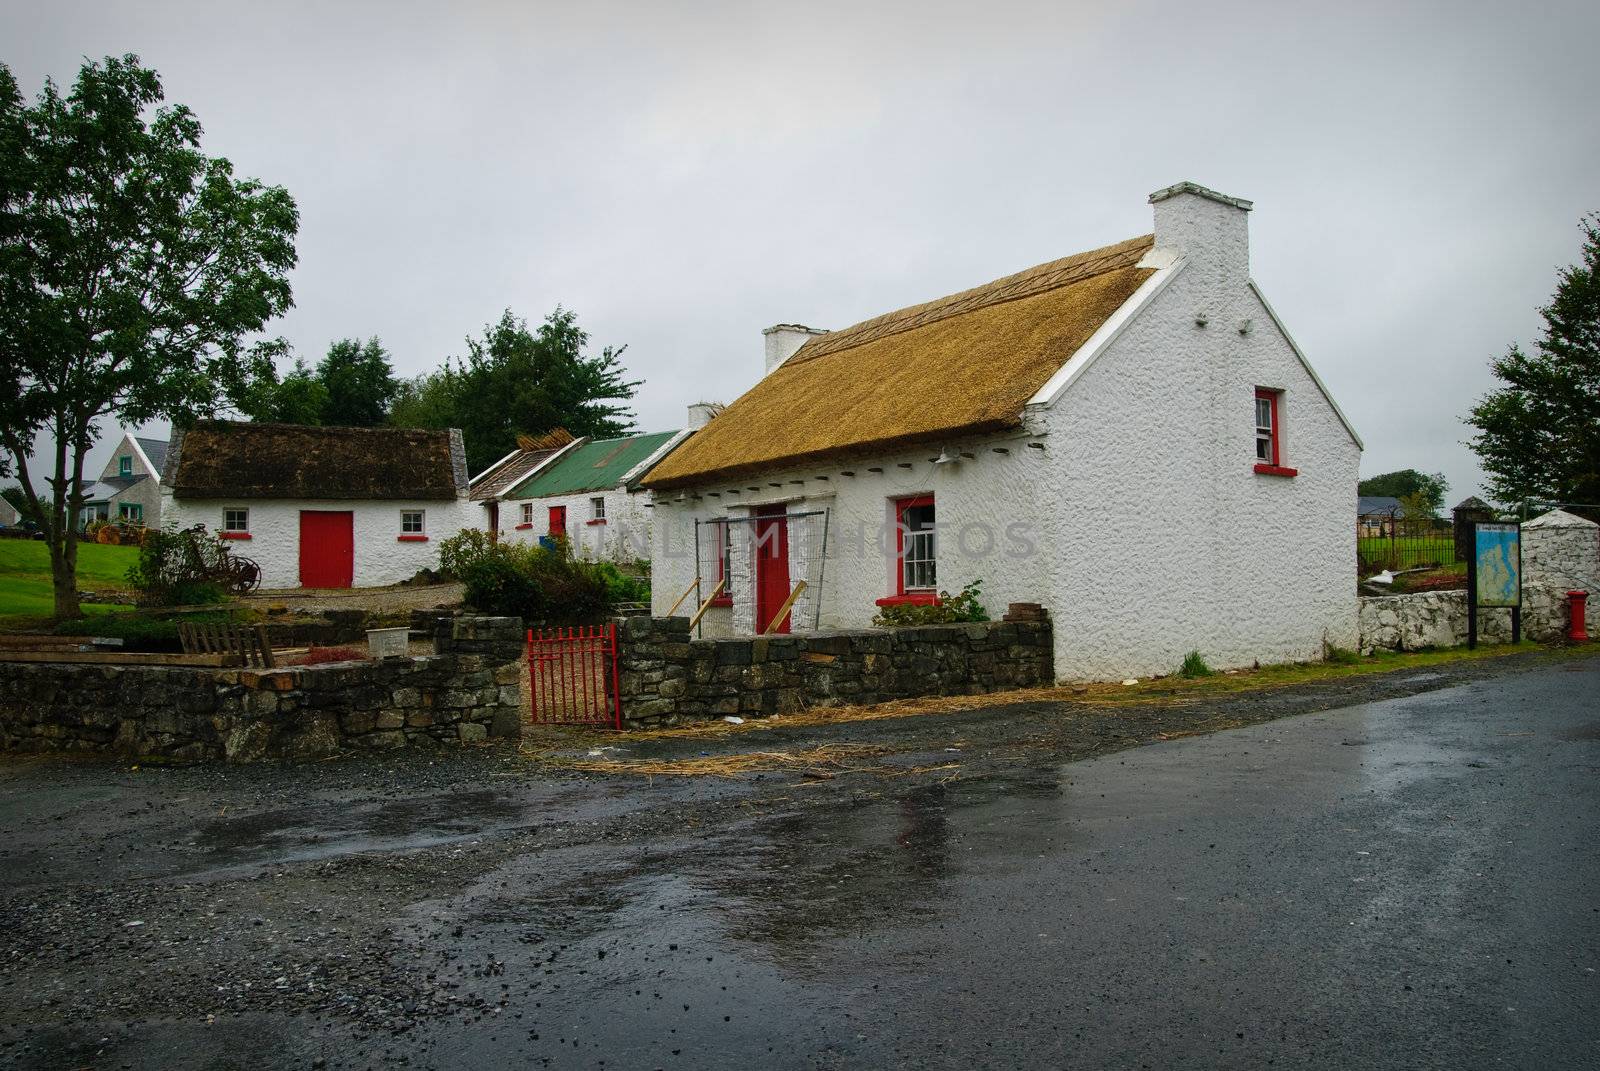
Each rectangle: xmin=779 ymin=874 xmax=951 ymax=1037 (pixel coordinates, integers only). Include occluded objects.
xmin=178 ymin=621 xmax=277 ymax=668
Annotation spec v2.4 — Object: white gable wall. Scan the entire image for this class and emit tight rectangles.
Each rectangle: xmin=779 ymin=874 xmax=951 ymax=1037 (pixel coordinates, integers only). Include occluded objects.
xmin=501 ymin=486 xmax=654 ymax=563
xmin=1030 ymin=209 xmax=1359 ymax=678
xmin=163 ymin=494 xmax=475 ymax=589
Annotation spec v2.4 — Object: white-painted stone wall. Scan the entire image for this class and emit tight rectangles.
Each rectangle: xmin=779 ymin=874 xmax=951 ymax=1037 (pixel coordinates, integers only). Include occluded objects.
xmin=500 ymin=486 xmax=653 ymax=564
xmin=652 ymin=186 xmax=1363 ymax=681
xmin=163 ymin=494 xmax=476 ymax=589
xmin=1522 ymin=509 xmax=1599 ymax=593
xmin=1358 ymin=583 xmax=1568 ymax=651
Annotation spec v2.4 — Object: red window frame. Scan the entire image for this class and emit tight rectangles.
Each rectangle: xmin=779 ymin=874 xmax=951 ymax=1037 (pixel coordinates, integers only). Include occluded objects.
xmin=877 ymin=494 xmax=939 ymax=607
xmin=1253 ymin=388 xmax=1297 ymax=478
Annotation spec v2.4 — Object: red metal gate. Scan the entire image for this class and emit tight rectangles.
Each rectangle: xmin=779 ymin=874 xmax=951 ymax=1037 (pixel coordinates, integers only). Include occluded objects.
xmin=528 ymin=623 xmax=621 ymax=728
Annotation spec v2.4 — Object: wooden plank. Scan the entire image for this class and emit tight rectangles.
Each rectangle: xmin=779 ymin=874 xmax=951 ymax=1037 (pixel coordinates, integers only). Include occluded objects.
xmin=687 ymin=579 xmax=726 ymax=631
xmin=665 ymin=578 xmax=699 ymax=617
xmin=0 ymin=635 xmax=123 ymax=649
xmin=762 ymin=580 xmax=807 ymax=636
xmin=255 ymin=624 xmax=276 ymax=669
xmin=0 ymin=651 xmax=236 ymax=667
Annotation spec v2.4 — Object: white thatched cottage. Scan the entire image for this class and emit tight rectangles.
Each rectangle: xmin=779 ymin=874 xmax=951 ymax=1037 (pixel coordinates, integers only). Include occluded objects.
xmin=162 ymin=421 xmax=474 ymax=589
xmin=641 ymin=182 xmax=1363 ymax=680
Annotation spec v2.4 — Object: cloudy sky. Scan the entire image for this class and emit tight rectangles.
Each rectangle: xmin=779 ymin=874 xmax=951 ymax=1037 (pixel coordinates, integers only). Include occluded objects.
xmin=5 ymin=0 xmax=1598 ymax=502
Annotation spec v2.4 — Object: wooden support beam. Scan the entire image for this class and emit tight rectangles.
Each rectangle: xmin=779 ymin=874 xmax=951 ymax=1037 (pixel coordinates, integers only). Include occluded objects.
xmin=665 ymin=578 xmax=699 ymax=618
xmin=687 ymin=579 xmax=726 ymax=631
xmin=0 ymin=651 xmax=237 ymax=667
xmin=762 ymin=580 xmax=807 ymax=635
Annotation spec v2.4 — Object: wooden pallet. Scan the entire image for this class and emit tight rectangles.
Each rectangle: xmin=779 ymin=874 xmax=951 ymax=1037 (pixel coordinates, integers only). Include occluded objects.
xmin=178 ymin=621 xmax=276 ymax=668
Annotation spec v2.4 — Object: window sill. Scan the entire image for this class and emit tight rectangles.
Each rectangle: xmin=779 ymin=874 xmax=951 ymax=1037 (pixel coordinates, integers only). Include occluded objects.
xmin=710 ymin=596 xmax=733 ymax=607
xmin=219 ymin=531 xmax=252 ymax=540
xmin=397 ymin=534 xmax=429 ymax=542
xmin=514 ymin=522 xmax=534 ymax=530
xmin=1253 ymin=464 xmax=1299 ymax=478
xmin=585 ymin=518 xmax=607 ymax=526
xmin=875 ymin=592 xmax=940 ymax=608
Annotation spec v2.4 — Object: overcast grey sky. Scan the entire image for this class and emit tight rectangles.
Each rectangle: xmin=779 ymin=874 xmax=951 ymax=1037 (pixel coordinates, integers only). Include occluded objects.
xmin=5 ymin=0 xmax=1598 ymax=503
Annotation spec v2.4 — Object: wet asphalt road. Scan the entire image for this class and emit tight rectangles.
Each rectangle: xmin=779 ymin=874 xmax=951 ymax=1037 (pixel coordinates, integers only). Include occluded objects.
xmin=2 ymin=655 xmax=1597 ymax=1070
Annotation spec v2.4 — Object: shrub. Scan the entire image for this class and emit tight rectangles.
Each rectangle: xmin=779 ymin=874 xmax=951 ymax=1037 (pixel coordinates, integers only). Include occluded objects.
xmin=291 ymin=646 xmax=369 ymax=666
xmin=1178 ymin=650 xmax=1214 ymax=678
xmin=455 ymin=537 xmax=617 ymax=623
xmin=872 ymin=580 xmax=990 ymax=627
xmin=591 ymin=561 xmax=650 ymax=604
xmin=126 ymin=525 xmax=232 ymax=607
xmin=438 ymin=528 xmax=496 ymax=579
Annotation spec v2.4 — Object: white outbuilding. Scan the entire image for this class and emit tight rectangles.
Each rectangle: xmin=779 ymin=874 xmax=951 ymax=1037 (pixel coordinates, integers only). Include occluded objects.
xmin=499 ymin=428 xmax=690 ymax=563
xmin=162 ymin=421 xmax=475 ymax=589
xmin=641 ymin=182 xmax=1364 ymax=680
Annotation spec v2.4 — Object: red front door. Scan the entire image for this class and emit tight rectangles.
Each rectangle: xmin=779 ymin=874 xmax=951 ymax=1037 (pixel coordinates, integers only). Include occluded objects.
xmin=548 ymin=505 xmax=567 ymax=539
xmin=299 ymin=510 xmax=354 ymax=588
xmin=754 ymin=505 xmax=791 ymax=634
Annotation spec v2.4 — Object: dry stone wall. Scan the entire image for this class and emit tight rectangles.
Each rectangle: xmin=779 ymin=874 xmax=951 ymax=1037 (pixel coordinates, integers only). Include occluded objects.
xmin=1358 ymin=583 xmax=1568 ymax=653
xmin=0 ymin=616 xmax=526 ymax=763
xmin=616 ymin=614 xmax=1053 ymax=728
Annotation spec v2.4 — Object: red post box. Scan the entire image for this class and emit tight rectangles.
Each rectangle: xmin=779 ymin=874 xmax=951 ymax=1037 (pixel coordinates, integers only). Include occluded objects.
xmin=1568 ymin=590 xmax=1590 ymax=643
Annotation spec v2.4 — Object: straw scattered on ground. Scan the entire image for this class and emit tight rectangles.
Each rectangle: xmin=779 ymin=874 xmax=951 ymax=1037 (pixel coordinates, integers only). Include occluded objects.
xmin=547 ymin=742 xmax=896 ymax=779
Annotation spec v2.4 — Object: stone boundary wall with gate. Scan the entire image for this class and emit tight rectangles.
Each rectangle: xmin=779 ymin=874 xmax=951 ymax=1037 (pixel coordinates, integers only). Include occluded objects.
xmin=0 ymin=616 xmax=526 ymax=763
xmin=614 ymin=614 xmax=1053 ymax=728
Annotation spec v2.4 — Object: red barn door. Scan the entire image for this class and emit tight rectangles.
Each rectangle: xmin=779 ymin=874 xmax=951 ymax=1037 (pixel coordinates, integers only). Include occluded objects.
xmin=299 ymin=510 xmax=354 ymax=588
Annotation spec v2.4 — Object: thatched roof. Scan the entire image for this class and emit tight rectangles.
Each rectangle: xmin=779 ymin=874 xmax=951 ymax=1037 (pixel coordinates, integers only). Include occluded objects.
xmin=469 ymin=429 xmax=576 ymax=501
xmin=168 ymin=421 xmax=468 ymax=501
xmin=642 ymin=234 xmax=1156 ymax=489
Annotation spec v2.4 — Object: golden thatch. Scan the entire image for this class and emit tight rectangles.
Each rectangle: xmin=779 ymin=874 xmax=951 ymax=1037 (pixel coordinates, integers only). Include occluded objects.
xmin=643 ymin=234 xmax=1156 ymax=489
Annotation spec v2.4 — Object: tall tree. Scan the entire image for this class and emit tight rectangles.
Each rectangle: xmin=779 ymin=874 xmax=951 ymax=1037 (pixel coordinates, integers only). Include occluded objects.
xmin=316 ymin=337 xmax=396 ymax=426
xmin=1467 ymin=215 xmax=1600 ymax=511
xmin=1357 ymin=469 xmax=1448 ymax=515
xmin=0 ymin=56 xmax=297 ymax=617
xmin=249 ymin=357 xmax=328 ymax=424
xmin=392 ymin=308 xmax=639 ymax=472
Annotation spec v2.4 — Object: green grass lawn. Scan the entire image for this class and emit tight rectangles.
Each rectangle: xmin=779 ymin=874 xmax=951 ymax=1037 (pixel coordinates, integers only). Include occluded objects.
xmin=0 ymin=540 xmax=140 ymax=629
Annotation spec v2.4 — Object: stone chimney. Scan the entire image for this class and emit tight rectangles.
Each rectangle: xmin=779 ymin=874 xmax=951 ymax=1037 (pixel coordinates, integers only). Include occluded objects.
xmin=1149 ymin=181 xmax=1252 ymax=282
xmin=686 ymin=402 xmax=721 ymax=430
xmin=762 ymin=324 xmax=827 ymax=375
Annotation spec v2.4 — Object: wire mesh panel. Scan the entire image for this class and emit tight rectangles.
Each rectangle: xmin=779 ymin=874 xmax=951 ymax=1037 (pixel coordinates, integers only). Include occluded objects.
xmin=528 ymin=623 xmax=621 ymax=728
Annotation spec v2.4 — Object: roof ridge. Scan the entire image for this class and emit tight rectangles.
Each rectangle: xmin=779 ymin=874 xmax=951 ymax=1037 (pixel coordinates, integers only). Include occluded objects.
xmin=788 ymin=234 xmax=1153 ymax=365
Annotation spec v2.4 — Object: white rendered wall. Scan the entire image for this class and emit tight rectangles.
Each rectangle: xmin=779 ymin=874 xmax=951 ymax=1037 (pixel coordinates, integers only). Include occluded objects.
xmin=649 ymin=436 xmax=1050 ymax=641
xmin=1026 ymin=198 xmax=1361 ymax=678
xmin=164 ymin=494 xmax=475 ymax=589
xmin=500 ymin=486 xmax=654 ymax=564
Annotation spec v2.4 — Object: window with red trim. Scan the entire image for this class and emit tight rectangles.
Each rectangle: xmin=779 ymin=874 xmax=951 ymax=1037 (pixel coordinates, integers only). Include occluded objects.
xmin=1253 ymin=389 xmax=1297 ymax=477
xmin=877 ymin=495 xmax=937 ymax=606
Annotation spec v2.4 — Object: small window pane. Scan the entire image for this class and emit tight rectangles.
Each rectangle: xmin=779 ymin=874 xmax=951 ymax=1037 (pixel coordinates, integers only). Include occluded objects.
xmin=223 ymin=508 xmax=249 ymax=532
xmin=401 ymin=511 xmax=425 ymax=534
xmin=521 ymin=503 xmax=533 ymax=524
xmin=592 ymin=496 xmax=606 ymax=520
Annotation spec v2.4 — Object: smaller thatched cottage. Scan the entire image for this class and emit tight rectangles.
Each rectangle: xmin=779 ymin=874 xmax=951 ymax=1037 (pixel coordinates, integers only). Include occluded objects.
xmin=162 ymin=421 xmax=473 ymax=589
xmin=500 ymin=424 xmax=697 ymax=563
xmin=78 ymin=430 xmax=169 ymax=530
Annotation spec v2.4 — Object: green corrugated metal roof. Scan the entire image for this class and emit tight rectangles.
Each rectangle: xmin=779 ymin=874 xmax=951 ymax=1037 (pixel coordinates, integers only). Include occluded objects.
xmin=507 ymin=431 xmax=679 ymax=499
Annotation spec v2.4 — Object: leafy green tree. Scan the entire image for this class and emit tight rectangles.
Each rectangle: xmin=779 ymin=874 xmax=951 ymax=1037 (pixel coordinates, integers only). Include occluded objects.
xmin=0 ymin=56 xmax=297 ymax=617
xmin=1467 ymin=215 xmax=1600 ymax=511
xmin=249 ymin=358 xmax=329 ymax=424
xmin=392 ymin=308 xmax=638 ymax=472
xmin=1358 ymin=470 xmax=1449 ymax=516
xmin=317 ymin=337 xmax=396 ymax=426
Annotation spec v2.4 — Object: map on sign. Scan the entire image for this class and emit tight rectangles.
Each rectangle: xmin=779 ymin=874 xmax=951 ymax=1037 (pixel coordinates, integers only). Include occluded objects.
xmin=1474 ymin=523 xmax=1521 ymax=608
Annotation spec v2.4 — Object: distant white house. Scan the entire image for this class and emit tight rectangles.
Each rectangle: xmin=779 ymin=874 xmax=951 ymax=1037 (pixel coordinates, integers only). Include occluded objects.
xmin=0 ymin=496 xmax=18 ymax=527
xmin=78 ymin=430 xmax=169 ymax=529
xmin=500 ymin=425 xmax=695 ymax=563
xmin=162 ymin=421 xmax=475 ymax=589
xmin=641 ymin=182 xmax=1363 ymax=680
xmin=467 ymin=430 xmax=580 ymax=539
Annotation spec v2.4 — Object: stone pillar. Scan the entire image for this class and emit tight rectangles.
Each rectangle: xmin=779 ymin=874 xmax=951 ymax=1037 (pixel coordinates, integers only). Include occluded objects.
xmin=1452 ymin=497 xmax=1496 ymax=565
xmin=1521 ymin=508 xmax=1599 ymax=593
